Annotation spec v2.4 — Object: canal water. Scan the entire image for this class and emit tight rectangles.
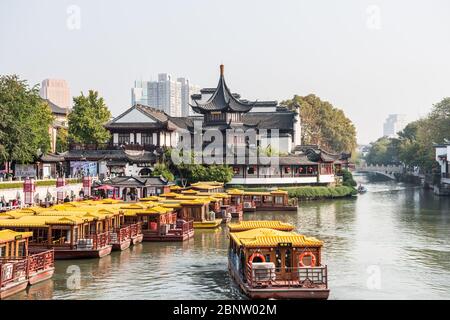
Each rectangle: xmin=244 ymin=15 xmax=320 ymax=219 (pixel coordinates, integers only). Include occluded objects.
xmin=10 ymin=174 xmax=450 ymax=300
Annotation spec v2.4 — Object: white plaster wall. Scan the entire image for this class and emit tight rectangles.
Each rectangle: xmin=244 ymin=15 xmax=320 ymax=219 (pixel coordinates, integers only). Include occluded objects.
xmin=0 ymin=183 xmax=83 ymax=202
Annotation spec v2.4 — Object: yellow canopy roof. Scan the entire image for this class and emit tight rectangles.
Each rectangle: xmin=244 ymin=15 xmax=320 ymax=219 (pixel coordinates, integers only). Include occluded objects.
xmin=270 ymin=189 xmax=288 ymax=195
xmin=135 ymin=206 xmax=172 ymax=215
xmin=228 ymin=221 xmax=295 ymax=232
xmin=0 ymin=229 xmax=33 ymax=243
xmin=0 ymin=216 xmax=50 ymax=228
xmin=243 ymin=191 xmax=271 ymax=196
xmin=226 ymin=189 xmax=245 ymax=195
xmin=159 ymin=192 xmax=180 ymax=197
xmin=191 ymin=181 xmax=224 ymax=186
xmin=0 ymin=215 xmax=93 ymax=228
xmin=181 ymin=189 xmax=198 ymax=194
xmin=169 ymin=185 xmax=183 ymax=190
xmin=230 ymin=228 xmax=323 ymax=248
xmin=139 ymin=196 xmax=163 ymax=201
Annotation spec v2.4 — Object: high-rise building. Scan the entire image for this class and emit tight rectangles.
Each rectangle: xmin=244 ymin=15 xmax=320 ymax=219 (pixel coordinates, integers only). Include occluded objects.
xmin=177 ymin=77 xmax=201 ymax=117
xmin=383 ymin=114 xmax=407 ymax=138
xmin=131 ymin=74 xmax=199 ymax=117
xmin=40 ymin=79 xmax=71 ymax=109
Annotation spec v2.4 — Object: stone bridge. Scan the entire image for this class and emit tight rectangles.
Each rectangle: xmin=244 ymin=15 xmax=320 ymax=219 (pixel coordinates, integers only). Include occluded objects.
xmin=354 ymin=164 xmax=403 ymax=180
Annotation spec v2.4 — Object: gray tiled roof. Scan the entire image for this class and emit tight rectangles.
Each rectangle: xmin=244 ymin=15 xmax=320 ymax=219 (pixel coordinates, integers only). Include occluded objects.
xmin=45 ymin=99 xmax=68 ymax=115
xmin=191 ymin=70 xmax=255 ymax=113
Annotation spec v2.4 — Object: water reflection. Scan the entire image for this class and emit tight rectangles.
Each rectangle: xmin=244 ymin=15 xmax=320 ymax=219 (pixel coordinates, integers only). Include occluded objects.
xmin=8 ymin=176 xmax=450 ymax=300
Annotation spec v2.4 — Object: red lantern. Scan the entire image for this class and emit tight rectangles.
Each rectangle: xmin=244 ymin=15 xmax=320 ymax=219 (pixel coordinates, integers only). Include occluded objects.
xmin=23 ymin=178 xmax=36 ymax=205
xmin=56 ymin=178 xmax=66 ymax=202
xmin=82 ymin=176 xmax=92 ymax=196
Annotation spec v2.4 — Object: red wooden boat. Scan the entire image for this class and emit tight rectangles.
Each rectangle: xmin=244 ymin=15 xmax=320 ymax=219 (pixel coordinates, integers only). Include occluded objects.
xmin=228 ymin=227 xmax=329 ymax=299
xmin=110 ymin=225 xmax=132 ymax=251
xmin=0 ymin=230 xmax=54 ymax=299
xmin=241 ymin=190 xmax=298 ymax=212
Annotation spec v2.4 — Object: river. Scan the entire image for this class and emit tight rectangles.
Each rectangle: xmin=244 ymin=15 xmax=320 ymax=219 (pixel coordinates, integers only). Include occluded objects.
xmin=9 ymin=174 xmax=450 ymax=300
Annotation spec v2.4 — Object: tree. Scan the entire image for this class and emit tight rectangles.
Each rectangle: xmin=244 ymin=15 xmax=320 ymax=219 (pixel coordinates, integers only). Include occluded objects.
xmin=0 ymin=75 xmax=54 ymax=164
xmin=365 ymin=97 xmax=450 ymax=172
xmin=56 ymin=128 xmax=69 ymax=153
xmin=68 ymin=90 xmax=112 ymax=144
xmin=364 ymin=136 xmax=400 ymax=165
xmin=281 ymin=94 xmax=357 ymax=153
xmin=152 ymin=162 xmax=175 ymax=181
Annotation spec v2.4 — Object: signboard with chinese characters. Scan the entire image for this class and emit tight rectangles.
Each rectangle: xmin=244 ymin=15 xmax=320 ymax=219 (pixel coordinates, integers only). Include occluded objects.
xmin=15 ymin=164 xmax=36 ymax=178
xmin=70 ymin=161 xmax=98 ymax=177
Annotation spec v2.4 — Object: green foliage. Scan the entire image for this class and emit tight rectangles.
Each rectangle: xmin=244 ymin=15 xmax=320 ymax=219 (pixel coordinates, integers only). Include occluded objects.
xmin=152 ymin=162 xmax=175 ymax=181
xmin=68 ymin=90 xmax=112 ymax=144
xmin=364 ymin=97 xmax=449 ymax=172
xmin=167 ymin=150 xmax=234 ymax=184
xmin=341 ymin=169 xmax=357 ymax=187
xmin=56 ymin=128 xmax=69 ymax=153
xmin=0 ymin=75 xmax=54 ymax=164
xmin=281 ymin=94 xmax=357 ymax=153
xmin=364 ymin=136 xmax=400 ymax=165
xmin=286 ymin=186 xmax=356 ymax=199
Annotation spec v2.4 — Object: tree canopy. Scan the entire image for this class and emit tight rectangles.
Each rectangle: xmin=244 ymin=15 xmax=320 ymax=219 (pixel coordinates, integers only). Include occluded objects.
xmin=364 ymin=97 xmax=450 ymax=172
xmin=0 ymin=75 xmax=54 ymax=164
xmin=68 ymin=90 xmax=112 ymax=145
xmin=281 ymin=94 xmax=357 ymax=153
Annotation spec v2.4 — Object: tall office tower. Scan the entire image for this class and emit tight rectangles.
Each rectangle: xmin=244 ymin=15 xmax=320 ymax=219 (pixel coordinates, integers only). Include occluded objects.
xmin=131 ymin=74 xmax=200 ymax=117
xmin=40 ymin=79 xmax=71 ymax=109
xmin=177 ymin=77 xmax=201 ymax=117
xmin=131 ymin=80 xmax=150 ymax=106
xmin=383 ymin=114 xmax=408 ymax=138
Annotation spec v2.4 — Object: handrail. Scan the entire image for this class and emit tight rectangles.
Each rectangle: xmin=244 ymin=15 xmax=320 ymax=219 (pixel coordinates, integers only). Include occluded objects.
xmin=245 ymin=264 xmax=328 ymax=289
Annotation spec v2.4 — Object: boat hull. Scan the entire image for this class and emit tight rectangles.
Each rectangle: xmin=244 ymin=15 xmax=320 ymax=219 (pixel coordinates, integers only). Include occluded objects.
xmin=112 ymin=239 xmax=131 ymax=251
xmin=28 ymin=267 xmax=55 ymax=285
xmin=193 ymin=219 xmax=222 ymax=229
xmin=0 ymin=279 xmax=28 ymax=300
xmin=253 ymin=206 xmax=298 ymax=212
xmin=53 ymin=246 xmax=112 ymax=260
xmin=131 ymin=234 xmax=144 ymax=244
xmin=143 ymin=230 xmax=194 ymax=242
xmin=228 ymin=264 xmax=329 ymax=300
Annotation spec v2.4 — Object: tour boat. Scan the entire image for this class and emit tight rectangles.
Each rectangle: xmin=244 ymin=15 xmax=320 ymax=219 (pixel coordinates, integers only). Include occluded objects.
xmin=178 ymin=199 xmax=222 ymax=229
xmin=228 ymin=227 xmax=329 ymax=299
xmin=226 ymin=189 xmax=244 ymax=219
xmin=122 ymin=204 xmax=194 ymax=241
xmin=242 ymin=190 xmax=298 ymax=212
xmin=0 ymin=215 xmax=112 ymax=259
xmin=357 ymin=185 xmax=367 ymax=194
xmin=0 ymin=230 xmax=54 ymax=299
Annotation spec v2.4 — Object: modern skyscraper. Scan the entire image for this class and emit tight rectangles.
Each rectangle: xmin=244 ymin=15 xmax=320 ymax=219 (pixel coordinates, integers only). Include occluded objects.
xmin=131 ymin=74 xmax=199 ymax=117
xmin=383 ymin=114 xmax=407 ymax=138
xmin=40 ymin=79 xmax=71 ymax=109
xmin=177 ymin=77 xmax=201 ymax=117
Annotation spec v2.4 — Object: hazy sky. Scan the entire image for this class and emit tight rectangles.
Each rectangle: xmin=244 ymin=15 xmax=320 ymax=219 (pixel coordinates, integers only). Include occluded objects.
xmin=1 ymin=0 xmax=449 ymax=144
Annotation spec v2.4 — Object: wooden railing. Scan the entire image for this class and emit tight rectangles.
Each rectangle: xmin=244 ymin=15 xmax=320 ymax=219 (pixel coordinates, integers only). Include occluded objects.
xmin=245 ymin=264 xmax=328 ymax=289
xmin=27 ymin=250 xmax=54 ymax=274
xmin=170 ymin=220 xmax=194 ymax=236
xmin=88 ymin=231 xmax=110 ymax=249
xmin=129 ymin=222 xmax=143 ymax=238
xmin=0 ymin=258 xmax=28 ymax=289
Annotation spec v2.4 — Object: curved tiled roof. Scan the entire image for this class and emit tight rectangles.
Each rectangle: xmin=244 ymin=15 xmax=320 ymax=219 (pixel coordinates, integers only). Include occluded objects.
xmin=228 ymin=221 xmax=295 ymax=232
xmin=191 ymin=65 xmax=255 ymax=114
xmin=230 ymin=228 xmax=323 ymax=248
xmin=0 ymin=229 xmax=33 ymax=243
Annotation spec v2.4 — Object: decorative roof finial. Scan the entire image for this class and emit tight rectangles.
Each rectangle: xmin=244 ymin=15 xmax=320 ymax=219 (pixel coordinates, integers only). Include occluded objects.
xmin=220 ymin=64 xmax=224 ymax=76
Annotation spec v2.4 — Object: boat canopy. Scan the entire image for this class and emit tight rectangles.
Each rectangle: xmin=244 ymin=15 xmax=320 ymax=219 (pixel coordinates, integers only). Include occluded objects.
xmin=0 ymin=229 xmax=33 ymax=244
xmin=228 ymin=221 xmax=295 ymax=232
xmin=230 ymin=228 xmax=323 ymax=248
